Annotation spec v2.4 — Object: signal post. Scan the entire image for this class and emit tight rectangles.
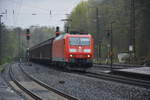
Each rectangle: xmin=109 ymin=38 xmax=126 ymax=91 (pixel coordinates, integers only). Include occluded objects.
xmin=26 ymin=29 xmax=31 ymax=65
xmin=0 ymin=15 xmax=2 ymax=65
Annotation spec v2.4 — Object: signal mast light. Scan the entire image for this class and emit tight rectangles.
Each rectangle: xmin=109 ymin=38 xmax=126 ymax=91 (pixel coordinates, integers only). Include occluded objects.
xmin=26 ymin=29 xmax=31 ymax=40
xmin=55 ymin=26 xmax=60 ymax=37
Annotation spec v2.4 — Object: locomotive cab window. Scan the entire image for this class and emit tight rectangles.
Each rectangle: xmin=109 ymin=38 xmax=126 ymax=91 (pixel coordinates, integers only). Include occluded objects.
xmin=69 ymin=37 xmax=90 ymax=46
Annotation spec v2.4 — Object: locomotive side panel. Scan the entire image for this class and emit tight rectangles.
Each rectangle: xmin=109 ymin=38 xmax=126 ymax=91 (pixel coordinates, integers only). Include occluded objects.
xmin=52 ymin=38 xmax=65 ymax=62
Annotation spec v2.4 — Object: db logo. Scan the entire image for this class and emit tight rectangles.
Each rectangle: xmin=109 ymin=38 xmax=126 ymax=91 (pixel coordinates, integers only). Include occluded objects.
xmin=78 ymin=46 xmax=82 ymax=52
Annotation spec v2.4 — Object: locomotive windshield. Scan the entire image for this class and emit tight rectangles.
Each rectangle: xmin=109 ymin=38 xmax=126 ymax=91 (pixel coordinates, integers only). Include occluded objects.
xmin=69 ymin=37 xmax=90 ymax=46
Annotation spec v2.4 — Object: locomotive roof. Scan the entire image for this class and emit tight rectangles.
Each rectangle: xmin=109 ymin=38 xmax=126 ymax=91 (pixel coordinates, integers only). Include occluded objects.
xmin=54 ymin=33 xmax=92 ymax=40
xmin=65 ymin=34 xmax=92 ymax=37
xmin=29 ymin=33 xmax=92 ymax=50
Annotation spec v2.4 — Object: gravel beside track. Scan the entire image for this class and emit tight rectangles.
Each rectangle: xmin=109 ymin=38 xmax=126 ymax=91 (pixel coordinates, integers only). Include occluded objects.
xmin=1 ymin=64 xmax=25 ymax=100
xmin=11 ymin=63 xmax=78 ymax=100
xmin=22 ymin=62 xmax=150 ymax=100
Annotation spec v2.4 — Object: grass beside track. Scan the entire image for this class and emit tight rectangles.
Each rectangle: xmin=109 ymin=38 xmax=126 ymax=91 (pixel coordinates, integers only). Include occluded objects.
xmin=0 ymin=63 xmax=8 ymax=72
xmin=0 ymin=65 xmax=4 ymax=72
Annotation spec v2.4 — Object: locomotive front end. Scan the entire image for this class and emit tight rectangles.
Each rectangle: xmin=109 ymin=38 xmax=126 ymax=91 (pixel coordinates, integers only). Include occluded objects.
xmin=65 ymin=34 xmax=94 ymax=67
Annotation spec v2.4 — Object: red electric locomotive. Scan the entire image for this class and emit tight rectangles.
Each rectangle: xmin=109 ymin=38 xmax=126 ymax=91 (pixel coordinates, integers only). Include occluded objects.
xmin=52 ymin=33 xmax=94 ymax=69
xmin=29 ymin=30 xmax=94 ymax=70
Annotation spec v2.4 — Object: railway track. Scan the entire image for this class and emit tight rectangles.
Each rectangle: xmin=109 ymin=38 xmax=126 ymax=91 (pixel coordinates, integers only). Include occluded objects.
xmin=94 ymin=63 xmax=143 ymax=68
xmin=93 ymin=64 xmax=128 ymax=70
xmin=33 ymin=61 xmax=150 ymax=88
xmin=9 ymin=63 xmax=78 ymax=100
xmin=70 ymin=70 xmax=150 ymax=88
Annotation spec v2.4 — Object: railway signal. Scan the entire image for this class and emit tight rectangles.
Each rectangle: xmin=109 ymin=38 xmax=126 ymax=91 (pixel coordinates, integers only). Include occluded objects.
xmin=55 ymin=26 xmax=60 ymax=36
xmin=26 ymin=29 xmax=31 ymax=65
xmin=26 ymin=29 xmax=31 ymax=40
xmin=105 ymin=21 xmax=115 ymax=71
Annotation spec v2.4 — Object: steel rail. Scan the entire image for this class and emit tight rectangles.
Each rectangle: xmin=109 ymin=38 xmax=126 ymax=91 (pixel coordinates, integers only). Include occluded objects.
xmin=94 ymin=63 xmax=143 ymax=68
xmin=84 ymin=72 xmax=150 ymax=88
xmin=19 ymin=63 xmax=78 ymax=100
xmin=9 ymin=64 xmax=43 ymax=100
xmin=67 ymin=69 xmax=150 ymax=88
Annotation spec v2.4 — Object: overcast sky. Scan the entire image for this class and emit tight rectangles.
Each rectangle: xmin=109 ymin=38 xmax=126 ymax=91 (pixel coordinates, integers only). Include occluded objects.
xmin=0 ymin=0 xmax=83 ymax=30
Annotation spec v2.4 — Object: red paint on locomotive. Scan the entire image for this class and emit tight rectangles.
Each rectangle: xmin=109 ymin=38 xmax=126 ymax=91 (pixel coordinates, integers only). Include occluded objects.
xmin=52 ymin=33 xmax=94 ymax=65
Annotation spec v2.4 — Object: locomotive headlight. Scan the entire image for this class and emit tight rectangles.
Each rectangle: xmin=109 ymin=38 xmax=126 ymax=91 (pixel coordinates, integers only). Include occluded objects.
xmin=87 ymin=55 xmax=90 ymax=57
xmin=69 ymin=49 xmax=77 ymax=52
xmin=70 ymin=54 xmax=73 ymax=57
xmin=84 ymin=49 xmax=91 ymax=53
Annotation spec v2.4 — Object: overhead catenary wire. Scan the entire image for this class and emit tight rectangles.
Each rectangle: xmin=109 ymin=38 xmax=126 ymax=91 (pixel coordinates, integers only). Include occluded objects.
xmin=6 ymin=0 xmax=71 ymax=14
xmin=2 ymin=0 xmax=80 ymax=30
xmin=6 ymin=0 xmax=49 ymax=12
xmin=12 ymin=0 xmax=23 ymax=27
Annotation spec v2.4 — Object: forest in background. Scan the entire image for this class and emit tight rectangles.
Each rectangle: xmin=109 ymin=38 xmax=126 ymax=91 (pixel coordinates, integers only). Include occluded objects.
xmin=67 ymin=0 xmax=150 ymax=63
xmin=0 ymin=25 xmax=55 ymax=65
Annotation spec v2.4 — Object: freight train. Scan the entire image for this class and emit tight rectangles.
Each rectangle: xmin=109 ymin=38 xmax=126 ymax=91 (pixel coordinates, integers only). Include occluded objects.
xmin=29 ymin=29 xmax=94 ymax=70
